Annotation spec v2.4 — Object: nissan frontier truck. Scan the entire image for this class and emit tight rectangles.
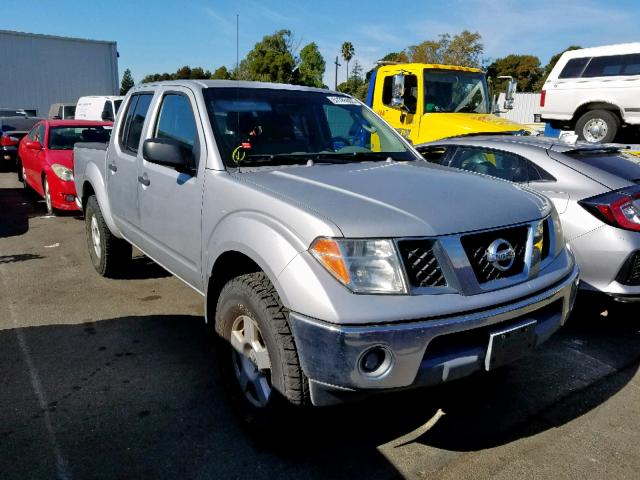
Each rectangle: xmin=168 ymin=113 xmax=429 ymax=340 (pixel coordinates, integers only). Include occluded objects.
xmin=73 ymin=80 xmax=579 ymax=421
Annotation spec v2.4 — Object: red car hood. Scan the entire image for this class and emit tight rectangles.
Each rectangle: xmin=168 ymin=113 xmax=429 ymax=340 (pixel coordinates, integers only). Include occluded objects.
xmin=45 ymin=149 xmax=74 ymax=169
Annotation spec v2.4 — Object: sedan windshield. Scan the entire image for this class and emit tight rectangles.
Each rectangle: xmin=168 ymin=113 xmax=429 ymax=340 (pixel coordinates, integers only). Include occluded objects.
xmin=203 ymin=87 xmax=416 ymax=166
xmin=48 ymin=126 xmax=111 ymax=150
xmin=424 ymin=69 xmax=490 ymax=114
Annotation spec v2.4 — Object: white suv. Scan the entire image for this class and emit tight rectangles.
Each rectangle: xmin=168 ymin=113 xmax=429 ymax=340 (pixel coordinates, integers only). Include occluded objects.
xmin=540 ymin=43 xmax=640 ymax=143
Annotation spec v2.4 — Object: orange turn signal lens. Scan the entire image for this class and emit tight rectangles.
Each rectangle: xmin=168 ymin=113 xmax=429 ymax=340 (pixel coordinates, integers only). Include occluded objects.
xmin=310 ymin=238 xmax=350 ymax=285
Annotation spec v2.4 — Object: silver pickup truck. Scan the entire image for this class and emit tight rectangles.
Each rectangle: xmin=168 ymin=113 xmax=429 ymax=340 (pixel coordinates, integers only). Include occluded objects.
xmin=74 ymin=80 xmax=579 ymax=417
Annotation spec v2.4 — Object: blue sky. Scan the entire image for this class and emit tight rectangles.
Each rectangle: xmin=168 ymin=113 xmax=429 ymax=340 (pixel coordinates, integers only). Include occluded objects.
xmin=2 ymin=0 xmax=638 ymax=87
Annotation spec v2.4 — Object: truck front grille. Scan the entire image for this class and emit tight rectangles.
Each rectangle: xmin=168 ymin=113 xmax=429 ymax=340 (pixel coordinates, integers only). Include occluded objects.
xmin=461 ymin=225 xmax=528 ymax=284
xmin=397 ymin=240 xmax=447 ymax=288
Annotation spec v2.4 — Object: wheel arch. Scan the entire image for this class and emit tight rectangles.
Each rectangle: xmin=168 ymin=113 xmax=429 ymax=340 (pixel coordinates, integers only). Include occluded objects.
xmin=572 ymin=101 xmax=623 ymax=125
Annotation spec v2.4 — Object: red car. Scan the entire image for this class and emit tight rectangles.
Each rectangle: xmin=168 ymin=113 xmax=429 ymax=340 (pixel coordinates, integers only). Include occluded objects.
xmin=18 ymin=120 xmax=112 ymax=214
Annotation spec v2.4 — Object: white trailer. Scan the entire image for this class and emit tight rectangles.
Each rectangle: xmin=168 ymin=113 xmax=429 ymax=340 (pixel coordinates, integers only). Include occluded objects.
xmin=0 ymin=30 xmax=119 ymax=117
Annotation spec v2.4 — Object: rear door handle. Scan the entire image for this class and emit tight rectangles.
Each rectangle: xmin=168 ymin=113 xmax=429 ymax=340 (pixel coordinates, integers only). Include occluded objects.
xmin=108 ymin=163 xmax=117 ymax=172
xmin=138 ymin=175 xmax=150 ymax=187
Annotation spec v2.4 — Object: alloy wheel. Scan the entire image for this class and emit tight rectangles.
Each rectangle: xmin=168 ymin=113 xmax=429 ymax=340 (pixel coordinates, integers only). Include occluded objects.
xmin=230 ymin=314 xmax=272 ymax=408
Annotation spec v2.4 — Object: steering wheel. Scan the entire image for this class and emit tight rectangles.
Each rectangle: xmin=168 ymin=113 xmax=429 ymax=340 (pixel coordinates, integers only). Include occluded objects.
xmin=327 ymin=136 xmax=351 ymax=151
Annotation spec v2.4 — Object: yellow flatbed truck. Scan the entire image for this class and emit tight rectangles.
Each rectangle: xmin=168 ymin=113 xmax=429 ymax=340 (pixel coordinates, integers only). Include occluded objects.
xmin=365 ymin=63 xmax=529 ymax=144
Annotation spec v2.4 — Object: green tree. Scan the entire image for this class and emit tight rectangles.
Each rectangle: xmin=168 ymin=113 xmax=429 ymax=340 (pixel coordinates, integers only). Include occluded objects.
xmin=175 ymin=66 xmax=192 ymax=79
xmin=189 ymin=67 xmax=212 ymax=79
xmin=242 ymin=29 xmax=296 ymax=83
xmin=487 ymin=54 xmax=543 ymax=92
xmin=338 ymin=60 xmax=366 ymax=98
xmin=211 ymin=66 xmax=231 ymax=79
xmin=341 ymin=41 xmax=355 ymax=82
xmin=405 ymin=31 xmax=483 ymax=68
xmin=120 ymin=68 xmax=135 ymax=95
xmin=297 ymin=42 xmax=326 ymax=87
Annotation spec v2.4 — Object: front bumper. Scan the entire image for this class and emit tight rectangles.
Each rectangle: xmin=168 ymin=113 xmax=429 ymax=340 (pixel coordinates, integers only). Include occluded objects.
xmin=289 ymin=265 xmax=579 ymax=406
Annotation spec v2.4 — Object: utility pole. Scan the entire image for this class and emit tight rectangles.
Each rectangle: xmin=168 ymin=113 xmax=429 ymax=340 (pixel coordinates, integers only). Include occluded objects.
xmin=236 ymin=14 xmax=239 ymax=73
xmin=334 ymin=56 xmax=341 ymax=90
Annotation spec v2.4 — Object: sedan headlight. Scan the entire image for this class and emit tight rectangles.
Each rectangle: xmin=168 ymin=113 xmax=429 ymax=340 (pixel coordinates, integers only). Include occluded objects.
xmin=550 ymin=205 xmax=565 ymax=256
xmin=51 ymin=164 xmax=74 ymax=181
xmin=310 ymin=238 xmax=407 ymax=294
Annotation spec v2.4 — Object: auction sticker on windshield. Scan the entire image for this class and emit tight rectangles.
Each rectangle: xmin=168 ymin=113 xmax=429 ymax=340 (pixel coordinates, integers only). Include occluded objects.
xmin=327 ymin=96 xmax=361 ymax=105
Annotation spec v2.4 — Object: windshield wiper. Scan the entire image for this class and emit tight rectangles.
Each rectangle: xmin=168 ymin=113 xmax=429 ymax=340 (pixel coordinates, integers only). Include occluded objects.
xmin=240 ymin=151 xmax=404 ymax=166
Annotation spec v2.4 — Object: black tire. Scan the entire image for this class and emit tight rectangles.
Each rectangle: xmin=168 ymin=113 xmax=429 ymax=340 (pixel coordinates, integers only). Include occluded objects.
xmin=17 ymin=158 xmax=27 ymax=189
xmin=84 ymin=195 xmax=132 ymax=277
xmin=215 ymin=272 xmax=310 ymax=426
xmin=575 ymin=110 xmax=620 ymax=144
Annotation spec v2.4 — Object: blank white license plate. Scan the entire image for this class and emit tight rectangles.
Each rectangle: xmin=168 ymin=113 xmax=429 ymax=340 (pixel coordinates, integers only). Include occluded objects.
xmin=485 ymin=320 xmax=537 ymax=371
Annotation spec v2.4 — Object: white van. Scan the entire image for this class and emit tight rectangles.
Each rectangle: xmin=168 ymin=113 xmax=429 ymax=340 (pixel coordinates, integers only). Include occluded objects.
xmin=540 ymin=43 xmax=640 ymax=143
xmin=75 ymin=96 xmax=124 ymax=122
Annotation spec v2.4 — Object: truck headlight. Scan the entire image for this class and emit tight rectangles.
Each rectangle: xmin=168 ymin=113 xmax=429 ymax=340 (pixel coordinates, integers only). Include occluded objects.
xmin=551 ymin=206 xmax=565 ymax=256
xmin=310 ymin=238 xmax=407 ymax=294
xmin=51 ymin=164 xmax=74 ymax=181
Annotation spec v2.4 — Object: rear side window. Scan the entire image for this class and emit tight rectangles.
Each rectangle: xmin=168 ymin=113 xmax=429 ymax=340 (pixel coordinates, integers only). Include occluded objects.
xmin=119 ymin=94 xmax=153 ymax=154
xmin=582 ymin=53 xmax=640 ymax=78
xmin=566 ymin=152 xmax=640 ymax=182
xmin=558 ymin=57 xmax=590 ymax=79
xmin=449 ymin=147 xmax=529 ymax=182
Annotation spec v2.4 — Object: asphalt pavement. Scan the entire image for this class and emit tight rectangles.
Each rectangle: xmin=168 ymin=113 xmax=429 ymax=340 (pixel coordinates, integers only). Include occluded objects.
xmin=1 ymin=169 xmax=639 ymax=480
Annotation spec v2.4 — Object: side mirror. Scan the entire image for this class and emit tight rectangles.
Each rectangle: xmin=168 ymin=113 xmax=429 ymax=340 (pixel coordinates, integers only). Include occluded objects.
xmin=26 ymin=140 xmax=43 ymax=150
xmin=143 ymin=138 xmax=193 ymax=170
xmin=101 ymin=110 xmax=114 ymax=122
xmin=498 ymin=76 xmax=517 ymax=110
xmin=391 ymin=73 xmax=405 ymax=109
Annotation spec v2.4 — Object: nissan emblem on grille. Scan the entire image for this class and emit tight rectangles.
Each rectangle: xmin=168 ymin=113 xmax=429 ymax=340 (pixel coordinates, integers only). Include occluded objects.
xmin=485 ymin=239 xmax=517 ymax=272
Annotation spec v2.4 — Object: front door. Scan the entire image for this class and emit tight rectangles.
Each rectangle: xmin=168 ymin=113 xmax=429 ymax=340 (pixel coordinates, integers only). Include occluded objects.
xmin=106 ymin=93 xmax=153 ymax=242
xmin=136 ymin=87 xmax=206 ymax=290
xmin=375 ymin=72 xmax=421 ymax=143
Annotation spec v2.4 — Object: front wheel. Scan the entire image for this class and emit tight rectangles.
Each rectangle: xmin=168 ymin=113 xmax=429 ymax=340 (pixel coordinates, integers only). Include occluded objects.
xmin=84 ymin=195 xmax=132 ymax=277
xmin=43 ymin=176 xmax=54 ymax=215
xmin=576 ymin=110 xmax=619 ymax=144
xmin=215 ymin=272 xmax=310 ymax=425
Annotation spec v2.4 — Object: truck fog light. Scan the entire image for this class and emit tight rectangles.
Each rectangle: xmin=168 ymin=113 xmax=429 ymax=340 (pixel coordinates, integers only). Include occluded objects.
xmin=358 ymin=346 xmax=393 ymax=377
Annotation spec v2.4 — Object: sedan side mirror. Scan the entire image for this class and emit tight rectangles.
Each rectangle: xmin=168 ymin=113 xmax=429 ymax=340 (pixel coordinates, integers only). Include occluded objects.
xmin=143 ymin=138 xmax=193 ymax=170
xmin=26 ymin=140 xmax=43 ymax=150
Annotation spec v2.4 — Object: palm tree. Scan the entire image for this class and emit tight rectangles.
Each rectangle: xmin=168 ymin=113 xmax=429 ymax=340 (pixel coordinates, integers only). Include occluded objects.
xmin=341 ymin=41 xmax=355 ymax=83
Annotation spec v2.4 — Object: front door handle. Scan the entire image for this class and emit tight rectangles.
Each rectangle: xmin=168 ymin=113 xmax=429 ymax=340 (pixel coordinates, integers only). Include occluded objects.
xmin=137 ymin=174 xmax=150 ymax=187
xmin=108 ymin=162 xmax=117 ymax=172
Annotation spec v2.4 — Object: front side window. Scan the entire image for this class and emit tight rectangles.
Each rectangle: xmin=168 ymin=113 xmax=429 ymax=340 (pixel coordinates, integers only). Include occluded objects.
xmin=48 ymin=127 xmax=111 ymax=150
xmin=381 ymin=74 xmax=418 ymax=114
xmin=154 ymin=94 xmax=197 ymax=149
xmin=424 ymin=70 xmax=489 ymax=113
xmin=203 ymin=88 xmax=415 ymax=167
xmin=558 ymin=57 xmax=590 ymax=79
xmin=119 ymin=94 xmax=153 ymax=154
xmin=449 ymin=147 xmax=528 ymax=182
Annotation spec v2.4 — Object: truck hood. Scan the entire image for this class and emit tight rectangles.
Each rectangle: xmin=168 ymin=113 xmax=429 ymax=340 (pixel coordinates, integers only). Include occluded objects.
xmin=235 ymin=161 xmax=549 ymax=238
xmin=420 ymin=113 xmax=529 ymax=142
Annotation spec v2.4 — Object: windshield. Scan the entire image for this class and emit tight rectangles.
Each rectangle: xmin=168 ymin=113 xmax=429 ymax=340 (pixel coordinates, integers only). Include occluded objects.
xmin=424 ymin=69 xmax=490 ymax=114
xmin=48 ymin=126 xmax=111 ymax=150
xmin=566 ymin=151 xmax=640 ymax=182
xmin=63 ymin=106 xmax=76 ymax=118
xmin=114 ymin=100 xmax=123 ymax=113
xmin=203 ymin=87 xmax=416 ymax=166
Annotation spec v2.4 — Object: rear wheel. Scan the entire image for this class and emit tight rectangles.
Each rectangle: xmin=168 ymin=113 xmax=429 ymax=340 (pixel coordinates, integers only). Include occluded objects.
xmin=215 ymin=272 xmax=310 ymax=426
xmin=576 ymin=110 xmax=619 ymax=144
xmin=17 ymin=158 xmax=27 ymax=188
xmin=84 ymin=195 xmax=132 ymax=277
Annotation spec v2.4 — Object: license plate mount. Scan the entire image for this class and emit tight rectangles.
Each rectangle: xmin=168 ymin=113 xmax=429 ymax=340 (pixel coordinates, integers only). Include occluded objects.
xmin=485 ymin=320 xmax=537 ymax=371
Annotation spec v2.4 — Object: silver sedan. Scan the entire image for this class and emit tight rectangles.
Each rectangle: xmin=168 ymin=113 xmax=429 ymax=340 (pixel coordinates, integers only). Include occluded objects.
xmin=418 ymin=136 xmax=640 ymax=302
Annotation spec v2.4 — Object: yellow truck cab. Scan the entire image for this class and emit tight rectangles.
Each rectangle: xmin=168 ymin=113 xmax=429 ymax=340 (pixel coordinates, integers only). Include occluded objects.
xmin=366 ymin=63 xmax=528 ymax=144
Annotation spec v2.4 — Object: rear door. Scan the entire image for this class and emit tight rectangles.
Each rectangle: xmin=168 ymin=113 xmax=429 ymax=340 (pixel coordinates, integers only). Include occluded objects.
xmin=136 ymin=87 xmax=206 ymax=289
xmin=106 ymin=93 xmax=153 ymax=242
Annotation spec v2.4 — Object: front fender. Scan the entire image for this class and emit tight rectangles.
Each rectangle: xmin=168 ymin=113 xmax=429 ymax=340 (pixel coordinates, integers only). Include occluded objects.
xmin=82 ymin=161 xmax=123 ymax=238
xmin=205 ymin=211 xmax=310 ymax=308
